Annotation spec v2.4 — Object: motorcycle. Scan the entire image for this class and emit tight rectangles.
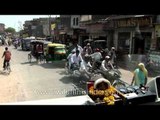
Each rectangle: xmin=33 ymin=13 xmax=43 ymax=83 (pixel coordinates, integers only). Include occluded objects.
xmin=65 ymin=62 xmax=81 ymax=78
xmin=14 ymin=41 xmax=18 ymax=49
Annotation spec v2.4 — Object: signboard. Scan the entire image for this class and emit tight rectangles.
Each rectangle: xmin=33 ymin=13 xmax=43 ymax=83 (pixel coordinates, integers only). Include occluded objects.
xmin=80 ymin=15 xmax=92 ymax=22
xmin=115 ymin=17 xmax=152 ymax=28
xmin=51 ymin=24 xmax=56 ymax=30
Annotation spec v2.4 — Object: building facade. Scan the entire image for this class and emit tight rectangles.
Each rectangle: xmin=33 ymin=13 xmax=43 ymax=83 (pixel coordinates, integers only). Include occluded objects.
xmin=0 ymin=23 xmax=5 ymax=34
xmin=103 ymin=15 xmax=154 ymax=54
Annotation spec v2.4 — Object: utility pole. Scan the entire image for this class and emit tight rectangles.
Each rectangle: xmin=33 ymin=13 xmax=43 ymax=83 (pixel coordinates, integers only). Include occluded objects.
xmin=48 ymin=15 xmax=51 ymax=36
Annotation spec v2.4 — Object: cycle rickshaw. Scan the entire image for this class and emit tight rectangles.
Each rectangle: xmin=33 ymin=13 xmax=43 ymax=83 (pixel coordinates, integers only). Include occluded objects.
xmin=28 ymin=40 xmax=52 ymax=63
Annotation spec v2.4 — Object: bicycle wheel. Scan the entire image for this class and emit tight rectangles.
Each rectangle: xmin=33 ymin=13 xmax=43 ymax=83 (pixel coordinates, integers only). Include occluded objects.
xmin=28 ymin=54 xmax=32 ymax=63
xmin=7 ymin=66 xmax=11 ymax=74
xmin=4 ymin=62 xmax=10 ymax=75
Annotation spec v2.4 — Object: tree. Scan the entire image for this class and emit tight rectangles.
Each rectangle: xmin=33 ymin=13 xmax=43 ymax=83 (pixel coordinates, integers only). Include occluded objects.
xmin=5 ymin=27 xmax=16 ymax=34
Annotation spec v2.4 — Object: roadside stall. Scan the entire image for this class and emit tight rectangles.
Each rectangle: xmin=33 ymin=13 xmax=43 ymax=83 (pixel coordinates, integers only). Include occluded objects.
xmin=87 ymin=77 xmax=157 ymax=105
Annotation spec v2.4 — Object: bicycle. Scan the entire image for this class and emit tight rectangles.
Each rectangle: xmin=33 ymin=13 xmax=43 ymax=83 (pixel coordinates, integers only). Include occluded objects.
xmin=38 ymin=53 xmax=44 ymax=63
xmin=3 ymin=61 xmax=11 ymax=75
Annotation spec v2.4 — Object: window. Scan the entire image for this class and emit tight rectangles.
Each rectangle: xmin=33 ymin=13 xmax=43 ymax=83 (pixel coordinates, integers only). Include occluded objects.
xmin=73 ymin=18 xmax=76 ymax=26
xmin=76 ymin=17 xmax=79 ymax=26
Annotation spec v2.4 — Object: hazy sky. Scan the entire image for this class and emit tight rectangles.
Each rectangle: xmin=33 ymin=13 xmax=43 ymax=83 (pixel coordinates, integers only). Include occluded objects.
xmin=0 ymin=15 xmax=59 ymax=32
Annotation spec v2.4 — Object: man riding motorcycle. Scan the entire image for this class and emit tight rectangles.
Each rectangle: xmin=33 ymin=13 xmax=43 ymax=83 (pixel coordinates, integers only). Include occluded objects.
xmin=101 ymin=55 xmax=120 ymax=84
xmin=79 ymin=54 xmax=92 ymax=78
xmin=83 ymin=43 xmax=93 ymax=56
xmin=70 ymin=50 xmax=83 ymax=71
xmin=101 ymin=56 xmax=114 ymax=71
xmin=90 ymin=48 xmax=103 ymax=70
xmin=66 ymin=50 xmax=76 ymax=72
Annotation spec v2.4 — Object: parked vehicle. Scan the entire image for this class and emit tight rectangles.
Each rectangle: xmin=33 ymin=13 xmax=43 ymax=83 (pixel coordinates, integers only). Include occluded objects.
xmin=93 ymin=40 xmax=107 ymax=51
xmin=45 ymin=43 xmax=67 ymax=62
xmin=21 ymin=38 xmax=34 ymax=51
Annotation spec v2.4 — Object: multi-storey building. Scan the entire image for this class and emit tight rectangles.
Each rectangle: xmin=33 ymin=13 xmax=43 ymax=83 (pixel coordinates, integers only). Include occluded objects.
xmin=0 ymin=23 xmax=5 ymax=34
xmin=23 ymin=17 xmax=55 ymax=37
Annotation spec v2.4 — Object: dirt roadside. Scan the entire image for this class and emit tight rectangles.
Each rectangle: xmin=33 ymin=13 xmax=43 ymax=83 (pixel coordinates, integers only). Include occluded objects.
xmin=0 ymin=46 xmax=26 ymax=103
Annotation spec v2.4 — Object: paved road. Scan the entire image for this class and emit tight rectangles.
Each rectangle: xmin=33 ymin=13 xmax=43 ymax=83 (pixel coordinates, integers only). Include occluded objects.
xmin=0 ymin=45 xmax=155 ymax=103
xmin=0 ymin=45 xmax=86 ymax=103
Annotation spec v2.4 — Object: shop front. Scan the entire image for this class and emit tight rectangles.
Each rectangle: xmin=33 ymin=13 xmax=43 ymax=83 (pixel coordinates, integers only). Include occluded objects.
xmin=72 ymin=28 xmax=88 ymax=46
xmin=118 ymin=32 xmax=131 ymax=54
xmin=114 ymin=15 xmax=153 ymax=55
xmin=147 ymin=24 xmax=160 ymax=72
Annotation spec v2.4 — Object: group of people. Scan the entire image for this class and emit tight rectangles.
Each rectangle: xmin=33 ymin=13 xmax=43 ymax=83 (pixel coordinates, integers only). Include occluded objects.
xmin=66 ymin=42 xmax=116 ymax=72
xmin=66 ymin=42 xmax=148 ymax=87
xmin=1 ymin=41 xmax=148 ymax=87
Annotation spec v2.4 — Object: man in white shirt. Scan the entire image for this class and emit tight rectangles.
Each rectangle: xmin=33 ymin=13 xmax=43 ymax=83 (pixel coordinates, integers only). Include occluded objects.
xmin=101 ymin=56 xmax=113 ymax=71
xmin=80 ymin=55 xmax=92 ymax=73
xmin=109 ymin=47 xmax=116 ymax=64
xmin=67 ymin=50 xmax=76 ymax=71
xmin=70 ymin=50 xmax=83 ymax=70
xmin=72 ymin=43 xmax=83 ymax=54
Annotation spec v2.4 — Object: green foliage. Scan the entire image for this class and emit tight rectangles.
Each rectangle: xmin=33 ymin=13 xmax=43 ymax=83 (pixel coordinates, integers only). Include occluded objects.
xmin=5 ymin=27 xmax=16 ymax=34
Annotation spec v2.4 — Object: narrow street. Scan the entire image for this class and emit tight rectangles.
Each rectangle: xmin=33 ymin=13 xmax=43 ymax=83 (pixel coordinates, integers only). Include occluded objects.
xmin=0 ymin=45 xmax=154 ymax=103
xmin=0 ymin=45 xmax=85 ymax=103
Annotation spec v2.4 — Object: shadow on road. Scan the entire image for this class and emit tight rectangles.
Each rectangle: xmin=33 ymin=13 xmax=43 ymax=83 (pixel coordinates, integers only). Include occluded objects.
xmin=57 ymin=70 xmax=68 ymax=75
xmin=20 ymin=61 xmax=66 ymax=69
xmin=21 ymin=61 xmax=38 ymax=66
xmin=40 ymin=62 xmax=65 ymax=69
xmin=59 ymin=74 xmax=88 ymax=97
xmin=17 ymin=49 xmax=30 ymax=52
xmin=0 ymin=70 xmax=10 ymax=76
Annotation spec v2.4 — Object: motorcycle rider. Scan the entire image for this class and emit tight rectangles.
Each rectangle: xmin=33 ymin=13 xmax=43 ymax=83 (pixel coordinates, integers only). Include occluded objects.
xmin=66 ymin=50 xmax=76 ymax=71
xmin=101 ymin=55 xmax=120 ymax=84
xmin=80 ymin=54 xmax=92 ymax=76
xmin=70 ymin=50 xmax=83 ymax=70
xmin=83 ymin=43 xmax=93 ymax=55
xmin=101 ymin=56 xmax=114 ymax=71
xmin=90 ymin=48 xmax=102 ymax=70
xmin=72 ymin=42 xmax=83 ymax=54
xmin=14 ymin=39 xmax=19 ymax=49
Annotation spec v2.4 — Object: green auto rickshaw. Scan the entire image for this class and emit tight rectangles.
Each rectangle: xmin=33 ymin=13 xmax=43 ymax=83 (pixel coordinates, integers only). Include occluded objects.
xmin=46 ymin=43 xmax=67 ymax=62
